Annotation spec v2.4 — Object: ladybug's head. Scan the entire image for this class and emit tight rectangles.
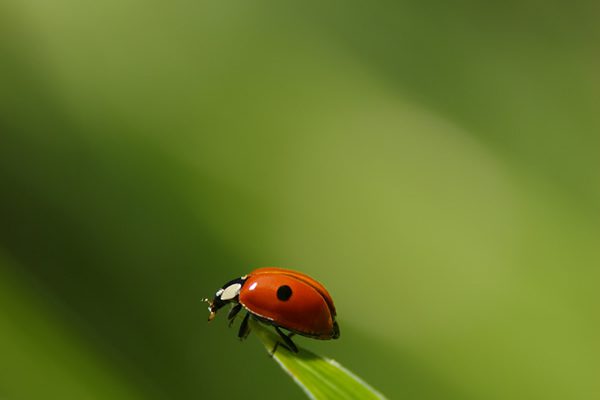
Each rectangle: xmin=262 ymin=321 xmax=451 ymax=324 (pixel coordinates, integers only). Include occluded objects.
xmin=203 ymin=276 xmax=247 ymax=321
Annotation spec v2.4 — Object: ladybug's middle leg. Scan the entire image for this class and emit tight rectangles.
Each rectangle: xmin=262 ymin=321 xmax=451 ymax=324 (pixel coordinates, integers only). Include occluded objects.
xmin=273 ymin=326 xmax=298 ymax=354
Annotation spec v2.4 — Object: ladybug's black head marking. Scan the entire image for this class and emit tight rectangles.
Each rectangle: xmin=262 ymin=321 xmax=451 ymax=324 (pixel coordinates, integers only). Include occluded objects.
xmin=276 ymin=285 xmax=293 ymax=301
xmin=204 ymin=276 xmax=247 ymax=321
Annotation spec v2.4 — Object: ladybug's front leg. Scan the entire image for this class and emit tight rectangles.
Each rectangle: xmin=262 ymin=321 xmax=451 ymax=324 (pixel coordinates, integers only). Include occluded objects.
xmin=227 ymin=303 xmax=242 ymax=327
xmin=238 ymin=312 xmax=251 ymax=340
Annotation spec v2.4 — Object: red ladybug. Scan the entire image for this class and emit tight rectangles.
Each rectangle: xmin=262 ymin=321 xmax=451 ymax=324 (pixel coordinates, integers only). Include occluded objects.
xmin=203 ymin=267 xmax=340 ymax=352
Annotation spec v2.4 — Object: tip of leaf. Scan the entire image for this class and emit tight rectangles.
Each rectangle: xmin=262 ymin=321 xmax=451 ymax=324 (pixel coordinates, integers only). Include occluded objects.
xmin=250 ymin=320 xmax=387 ymax=400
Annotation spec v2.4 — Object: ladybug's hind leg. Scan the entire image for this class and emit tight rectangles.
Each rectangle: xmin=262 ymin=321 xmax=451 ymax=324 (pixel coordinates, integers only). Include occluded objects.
xmin=272 ymin=326 xmax=298 ymax=354
xmin=238 ymin=312 xmax=251 ymax=340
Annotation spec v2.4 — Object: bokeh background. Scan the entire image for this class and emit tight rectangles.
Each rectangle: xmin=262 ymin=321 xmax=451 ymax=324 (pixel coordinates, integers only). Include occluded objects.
xmin=1 ymin=0 xmax=599 ymax=399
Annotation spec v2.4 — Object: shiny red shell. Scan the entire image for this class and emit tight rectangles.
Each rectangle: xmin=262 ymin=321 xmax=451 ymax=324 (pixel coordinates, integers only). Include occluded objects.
xmin=239 ymin=267 xmax=338 ymax=339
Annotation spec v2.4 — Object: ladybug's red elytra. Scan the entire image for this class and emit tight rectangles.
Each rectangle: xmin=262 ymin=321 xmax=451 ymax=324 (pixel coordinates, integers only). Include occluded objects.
xmin=203 ymin=267 xmax=340 ymax=353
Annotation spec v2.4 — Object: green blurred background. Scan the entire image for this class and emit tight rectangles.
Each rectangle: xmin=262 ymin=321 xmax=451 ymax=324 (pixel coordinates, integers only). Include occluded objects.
xmin=1 ymin=0 xmax=599 ymax=399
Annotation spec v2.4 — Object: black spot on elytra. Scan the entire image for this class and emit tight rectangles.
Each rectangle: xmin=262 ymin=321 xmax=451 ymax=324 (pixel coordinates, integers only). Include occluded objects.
xmin=276 ymin=285 xmax=292 ymax=301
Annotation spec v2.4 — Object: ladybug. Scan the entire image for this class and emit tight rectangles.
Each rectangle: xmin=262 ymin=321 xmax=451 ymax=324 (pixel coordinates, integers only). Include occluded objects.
xmin=203 ymin=267 xmax=340 ymax=353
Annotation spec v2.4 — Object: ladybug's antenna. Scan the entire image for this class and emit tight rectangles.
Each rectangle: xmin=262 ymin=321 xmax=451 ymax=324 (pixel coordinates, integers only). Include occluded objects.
xmin=202 ymin=298 xmax=216 ymax=322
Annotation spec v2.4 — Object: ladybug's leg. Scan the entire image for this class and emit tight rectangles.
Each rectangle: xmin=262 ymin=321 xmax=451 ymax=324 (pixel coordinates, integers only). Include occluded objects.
xmin=238 ymin=312 xmax=251 ymax=340
xmin=274 ymin=326 xmax=298 ymax=354
xmin=227 ymin=303 xmax=242 ymax=327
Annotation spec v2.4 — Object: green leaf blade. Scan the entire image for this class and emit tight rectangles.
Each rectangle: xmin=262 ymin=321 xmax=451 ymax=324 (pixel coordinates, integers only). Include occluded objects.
xmin=251 ymin=320 xmax=387 ymax=400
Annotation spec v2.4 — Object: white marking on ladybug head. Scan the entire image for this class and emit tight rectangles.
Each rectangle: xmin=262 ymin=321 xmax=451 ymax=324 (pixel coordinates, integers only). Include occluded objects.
xmin=248 ymin=282 xmax=258 ymax=291
xmin=220 ymin=283 xmax=242 ymax=301
xmin=215 ymin=288 xmax=224 ymax=297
